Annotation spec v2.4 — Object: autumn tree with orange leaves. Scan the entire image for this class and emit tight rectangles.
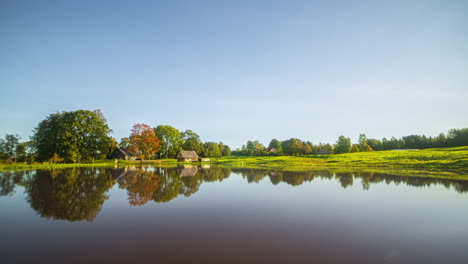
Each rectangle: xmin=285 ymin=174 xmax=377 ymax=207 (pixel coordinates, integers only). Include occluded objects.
xmin=127 ymin=123 xmax=160 ymax=160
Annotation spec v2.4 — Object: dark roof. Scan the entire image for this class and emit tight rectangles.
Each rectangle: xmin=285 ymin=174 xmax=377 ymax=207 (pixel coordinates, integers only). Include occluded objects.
xmin=115 ymin=148 xmax=133 ymax=157
xmin=178 ymin=151 xmax=199 ymax=159
xmin=317 ymin=149 xmax=331 ymax=155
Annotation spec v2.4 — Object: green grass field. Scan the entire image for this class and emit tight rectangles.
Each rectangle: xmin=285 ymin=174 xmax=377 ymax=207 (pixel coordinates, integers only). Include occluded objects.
xmin=215 ymin=146 xmax=468 ymax=171
xmin=1 ymin=147 xmax=467 ymax=179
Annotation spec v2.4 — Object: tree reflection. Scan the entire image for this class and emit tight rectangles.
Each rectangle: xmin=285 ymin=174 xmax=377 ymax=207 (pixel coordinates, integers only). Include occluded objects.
xmin=151 ymin=166 xmax=231 ymax=203
xmin=3 ymin=166 xmax=467 ymax=223
xmin=233 ymin=168 xmax=468 ymax=194
xmin=335 ymin=172 xmax=354 ymax=188
xmin=117 ymin=168 xmax=160 ymax=206
xmin=24 ymin=168 xmax=114 ymax=222
xmin=0 ymin=172 xmax=20 ymax=196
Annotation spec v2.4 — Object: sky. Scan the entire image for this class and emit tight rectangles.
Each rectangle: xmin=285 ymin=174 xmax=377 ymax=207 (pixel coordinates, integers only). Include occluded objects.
xmin=0 ymin=0 xmax=467 ymax=149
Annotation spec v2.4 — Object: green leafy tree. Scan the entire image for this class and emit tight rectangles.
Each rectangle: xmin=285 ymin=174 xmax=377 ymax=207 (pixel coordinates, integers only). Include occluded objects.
xmin=202 ymin=142 xmax=222 ymax=158
xmin=368 ymin=138 xmax=382 ymax=151
xmin=181 ymin=130 xmax=204 ymax=154
xmin=282 ymin=138 xmax=303 ymax=156
xmin=268 ymin=139 xmax=283 ymax=155
xmin=302 ymin=142 xmax=313 ymax=155
xmin=350 ymin=144 xmax=360 ymax=153
xmin=436 ymin=133 xmax=447 ymax=147
xmin=32 ymin=110 xmax=113 ymax=163
xmin=334 ymin=136 xmax=351 ymax=154
xmin=119 ymin=137 xmax=131 ymax=150
xmin=0 ymin=134 xmax=20 ymax=161
xmin=358 ymin=134 xmax=372 ymax=152
xmin=448 ymin=128 xmax=468 ymax=147
xmin=218 ymin=142 xmax=231 ymax=156
xmin=15 ymin=141 xmax=36 ymax=163
xmin=242 ymin=140 xmax=267 ymax=156
xmin=155 ymin=125 xmax=183 ymax=158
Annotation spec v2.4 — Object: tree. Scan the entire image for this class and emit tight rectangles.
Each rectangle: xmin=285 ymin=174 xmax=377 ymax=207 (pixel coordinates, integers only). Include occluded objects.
xmin=268 ymin=139 xmax=283 ymax=155
xmin=302 ymin=142 xmax=313 ymax=155
xmin=368 ymin=138 xmax=382 ymax=151
xmin=447 ymin=128 xmax=468 ymax=147
xmin=32 ymin=110 xmax=113 ymax=163
xmin=181 ymin=130 xmax=204 ymax=154
xmin=15 ymin=141 xmax=36 ymax=163
xmin=0 ymin=134 xmax=20 ymax=161
xmin=282 ymin=138 xmax=304 ymax=156
xmin=388 ymin=137 xmax=403 ymax=149
xmin=334 ymin=136 xmax=351 ymax=154
xmin=358 ymin=134 xmax=372 ymax=152
xmin=241 ymin=140 xmax=267 ymax=156
xmin=436 ymin=133 xmax=447 ymax=148
xmin=350 ymin=144 xmax=360 ymax=153
xmin=155 ymin=125 xmax=183 ymax=158
xmin=127 ymin=123 xmax=160 ymax=160
xmin=119 ymin=137 xmax=130 ymax=150
xmin=218 ymin=142 xmax=231 ymax=156
xmin=202 ymin=142 xmax=222 ymax=158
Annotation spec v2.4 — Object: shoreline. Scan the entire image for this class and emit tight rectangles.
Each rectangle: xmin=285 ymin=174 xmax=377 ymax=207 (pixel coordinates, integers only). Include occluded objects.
xmin=1 ymin=147 xmax=467 ymax=180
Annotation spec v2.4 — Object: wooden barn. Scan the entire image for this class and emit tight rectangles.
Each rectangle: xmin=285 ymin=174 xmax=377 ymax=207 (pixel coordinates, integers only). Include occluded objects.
xmin=111 ymin=148 xmax=136 ymax=160
xmin=177 ymin=151 xmax=199 ymax=162
xmin=317 ymin=149 xmax=332 ymax=155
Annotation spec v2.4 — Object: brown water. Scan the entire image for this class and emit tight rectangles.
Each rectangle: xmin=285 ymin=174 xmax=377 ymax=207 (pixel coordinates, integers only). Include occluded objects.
xmin=1 ymin=166 xmax=468 ymax=263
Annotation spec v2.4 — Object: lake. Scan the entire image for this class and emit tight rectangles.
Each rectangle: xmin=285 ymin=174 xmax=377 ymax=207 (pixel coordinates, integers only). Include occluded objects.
xmin=1 ymin=165 xmax=468 ymax=263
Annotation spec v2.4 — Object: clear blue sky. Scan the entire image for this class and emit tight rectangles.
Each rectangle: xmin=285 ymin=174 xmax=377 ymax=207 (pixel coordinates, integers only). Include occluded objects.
xmin=1 ymin=0 xmax=467 ymax=149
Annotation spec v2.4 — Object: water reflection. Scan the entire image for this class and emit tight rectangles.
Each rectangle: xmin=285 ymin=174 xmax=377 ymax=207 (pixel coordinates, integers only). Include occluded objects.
xmin=1 ymin=166 xmax=467 ymax=222
xmin=234 ymin=168 xmax=468 ymax=192
xmin=24 ymin=168 xmax=114 ymax=222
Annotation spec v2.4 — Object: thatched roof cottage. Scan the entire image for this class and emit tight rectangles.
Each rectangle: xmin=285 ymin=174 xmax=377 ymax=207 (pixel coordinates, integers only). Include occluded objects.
xmin=177 ymin=151 xmax=199 ymax=162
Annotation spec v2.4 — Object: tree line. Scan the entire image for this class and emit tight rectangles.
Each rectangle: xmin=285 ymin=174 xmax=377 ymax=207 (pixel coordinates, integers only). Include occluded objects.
xmin=120 ymin=124 xmax=231 ymax=160
xmin=233 ymin=128 xmax=468 ymax=156
xmin=0 ymin=109 xmax=231 ymax=163
xmin=0 ymin=109 xmax=467 ymax=163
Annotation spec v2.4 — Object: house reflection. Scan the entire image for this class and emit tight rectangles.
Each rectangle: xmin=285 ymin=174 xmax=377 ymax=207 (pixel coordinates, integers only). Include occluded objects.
xmin=2 ymin=166 xmax=466 ymax=223
xmin=177 ymin=165 xmax=199 ymax=177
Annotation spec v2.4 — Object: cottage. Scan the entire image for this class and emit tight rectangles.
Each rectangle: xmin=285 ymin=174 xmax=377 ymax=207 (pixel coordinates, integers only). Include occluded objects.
xmin=317 ymin=149 xmax=331 ymax=155
xmin=177 ymin=150 xmax=199 ymax=162
xmin=111 ymin=148 xmax=136 ymax=160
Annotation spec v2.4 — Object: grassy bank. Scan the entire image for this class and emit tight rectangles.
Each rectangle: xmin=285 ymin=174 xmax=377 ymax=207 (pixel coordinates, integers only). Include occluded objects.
xmin=1 ymin=147 xmax=467 ymax=179
xmin=0 ymin=159 xmax=179 ymax=172
xmin=215 ymin=146 xmax=468 ymax=173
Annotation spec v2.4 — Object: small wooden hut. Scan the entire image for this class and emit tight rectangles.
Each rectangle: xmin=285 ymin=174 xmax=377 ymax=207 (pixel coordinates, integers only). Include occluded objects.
xmin=111 ymin=148 xmax=136 ymax=160
xmin=177 ymin=151 xmax=199 ymax=162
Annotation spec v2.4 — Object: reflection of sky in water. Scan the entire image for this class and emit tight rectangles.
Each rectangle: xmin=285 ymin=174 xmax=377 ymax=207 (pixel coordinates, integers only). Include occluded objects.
xmin=1 ymin=167 xmax=468 ymax=263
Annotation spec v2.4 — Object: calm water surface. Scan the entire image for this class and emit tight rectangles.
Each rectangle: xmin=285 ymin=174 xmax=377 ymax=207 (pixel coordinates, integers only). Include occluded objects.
xmin=1 ymin=166 xmax=468 ymax=264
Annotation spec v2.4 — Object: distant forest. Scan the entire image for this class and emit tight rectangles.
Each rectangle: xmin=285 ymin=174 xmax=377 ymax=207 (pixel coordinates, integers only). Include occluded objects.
xmin=0 ymin=109 xmax=467 ymax=163
xmin=234 ymin=129 xmax=468 ymax=156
